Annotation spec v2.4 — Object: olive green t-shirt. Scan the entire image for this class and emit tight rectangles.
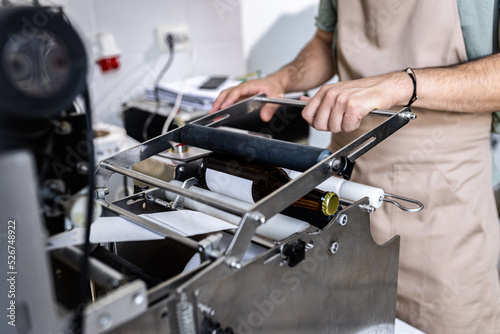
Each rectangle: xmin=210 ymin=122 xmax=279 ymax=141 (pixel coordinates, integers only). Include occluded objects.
xmin=316 ymin=0 xmax=498 ymax=60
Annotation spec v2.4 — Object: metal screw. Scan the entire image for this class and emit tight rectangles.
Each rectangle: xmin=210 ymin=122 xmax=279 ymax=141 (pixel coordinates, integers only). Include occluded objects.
xmin=360 ymin=204 xmax=376 ymax=213
xmin=329 ymin=159 xmax=341 ymax=172
xmin=230 ymin=261 xmax=241 ymax=270
xmin=305 ymin=242 xmax=314 ymax=251
xmin=401 ymin=111 xmax=417 ymax=120
xmin=226 ymin=257 xmax=242 ymax=270
xmin=198 ymin=303 xmax=215 ymax=317
xmin=338 ymin=214 xmax=348 ymax=226
xmin=133 ymin=293 xmax=145 ymax=305
xmin=77 ymin=162 xmax=89 ymax=175
xmin=54 ymin=120 xmax=72 ymax=135
xmin=98 ymin=313 xmax=112 ymax=329
xmin=250 ymin=212 xmax=266 ymax=225
xmin=329 ymin=242 xmax=339 ymax=254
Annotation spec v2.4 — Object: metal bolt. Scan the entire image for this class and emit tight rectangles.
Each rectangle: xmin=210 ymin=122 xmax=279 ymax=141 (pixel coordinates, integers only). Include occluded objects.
xmin=94 ymin=187 xmax=109 ymax=200
xmin=305 ymin=242 xmax=314 ymax=251
xmin=133 ymin=293 xmax=145 ymax=305
xmin=230 ymin=261 xmax=241 ymax=270
xmin=198 ymin=303 xmax=215 ymax=317
xmin=329 ymin=242 xmax=339 ymax=254
xmin=401 ymin=111 xmax=417 ymax=120
xmin=54 ymin=120 xmax=72 ymax=135
xmin=77 ymin=162 xmax=89 ymax=175
xmin=360 ymin=204 xmax=376 ymax=213
xmin=329 ymin=159 xmax=341 ymax=172
xmin=250 ymin=212 xmax=266 ymax=225
xmin=338 ymin=214 xmax=348 ymax=226
xmin=226 ymin=257 xmax=242 ymax=270
xmin=98 ymin=313 xmax=112 ymax=329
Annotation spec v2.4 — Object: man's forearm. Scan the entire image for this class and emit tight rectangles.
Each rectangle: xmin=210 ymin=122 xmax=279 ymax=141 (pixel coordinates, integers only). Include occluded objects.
xmin=269 ymin=29 xmax=336 ymax=93
xmin=404 ymin=54 xmax=500 ymax=113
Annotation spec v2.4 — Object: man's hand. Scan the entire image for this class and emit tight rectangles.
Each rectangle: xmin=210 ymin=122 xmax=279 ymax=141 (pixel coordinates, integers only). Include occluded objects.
xmin=210 ymin=29 xmax=336 ymax=123
xmin=210 ymin=76 xmax=286 ymax=122
xmin=302 ymin=72 xmax=412 ymax=132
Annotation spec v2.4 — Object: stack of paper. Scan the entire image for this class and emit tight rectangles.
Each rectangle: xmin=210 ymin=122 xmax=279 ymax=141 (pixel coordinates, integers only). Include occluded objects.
xmin=145 ymin=75 xmax=241 ymax=111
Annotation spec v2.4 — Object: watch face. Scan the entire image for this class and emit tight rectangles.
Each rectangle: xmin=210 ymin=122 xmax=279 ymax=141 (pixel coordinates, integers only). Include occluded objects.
xmin=2 ymin=28 xmax=71 ymax=99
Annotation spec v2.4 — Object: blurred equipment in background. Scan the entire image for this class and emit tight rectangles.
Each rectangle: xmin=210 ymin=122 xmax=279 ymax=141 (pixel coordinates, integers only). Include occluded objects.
xmin=122 ymin=100 xmax=310 ymax=143
xmin=0 ymin=5 xmax=89 ymax=234
xmin=94 ymin=32 xmax=121 ymax=73
xmin=0 ymin=6 xmax=99 ymax=334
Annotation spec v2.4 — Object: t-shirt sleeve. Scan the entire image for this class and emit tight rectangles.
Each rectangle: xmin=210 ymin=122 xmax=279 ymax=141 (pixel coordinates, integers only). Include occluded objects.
xmin=315 ymin=0 xmax=337 ymax=32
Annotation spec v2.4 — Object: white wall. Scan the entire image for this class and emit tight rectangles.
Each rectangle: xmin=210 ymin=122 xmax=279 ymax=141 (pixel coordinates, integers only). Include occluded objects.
xmin=240 ymin=0 xmax=319 ymax=77
xmin=34 ymin=0 xmax=246 ymax=123
xmin=239 ymin=0 xmax=331 ymax=148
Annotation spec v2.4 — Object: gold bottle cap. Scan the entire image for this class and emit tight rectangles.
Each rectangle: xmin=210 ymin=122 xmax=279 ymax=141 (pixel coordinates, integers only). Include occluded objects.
xmin=322 ymin=192 xmax=339 ymax=216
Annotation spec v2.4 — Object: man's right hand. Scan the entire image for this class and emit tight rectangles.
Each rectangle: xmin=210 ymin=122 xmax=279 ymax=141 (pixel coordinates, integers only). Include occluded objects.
xmin=209 ymin=76 xmax=286 ymax=122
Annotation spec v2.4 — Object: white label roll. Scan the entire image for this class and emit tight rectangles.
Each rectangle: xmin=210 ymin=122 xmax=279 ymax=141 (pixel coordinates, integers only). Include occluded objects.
xmin=166 ymin=180 xmax=310 ymax=241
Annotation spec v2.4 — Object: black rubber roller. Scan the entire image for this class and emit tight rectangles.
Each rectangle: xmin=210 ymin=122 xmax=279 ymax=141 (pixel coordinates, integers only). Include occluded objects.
xmin=180 ymin=124 xmax=331 ymax=172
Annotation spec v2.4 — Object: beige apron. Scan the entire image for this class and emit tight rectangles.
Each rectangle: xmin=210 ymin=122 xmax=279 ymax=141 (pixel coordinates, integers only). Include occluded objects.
xmin=332 ymin=1 xmax=500 ymax=333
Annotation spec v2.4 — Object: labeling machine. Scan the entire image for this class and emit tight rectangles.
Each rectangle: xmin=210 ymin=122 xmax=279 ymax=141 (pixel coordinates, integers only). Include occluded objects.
xmin=80 ymin=97 xmax=421 ymax=333
xmin=0 ymin=6 xmax=423 ymax=333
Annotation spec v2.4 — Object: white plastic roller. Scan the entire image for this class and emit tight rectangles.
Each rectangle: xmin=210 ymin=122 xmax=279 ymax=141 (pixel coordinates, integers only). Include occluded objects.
xmin=284 ymin=169 xmax=384 ymax=208
xmin=284 ymin=169 xmax=423 ymax=212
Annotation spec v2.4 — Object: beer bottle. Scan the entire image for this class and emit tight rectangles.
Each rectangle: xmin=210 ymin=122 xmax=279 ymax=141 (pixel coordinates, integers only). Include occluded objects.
xmin=198 ymin=154 xmax=339 ymax=227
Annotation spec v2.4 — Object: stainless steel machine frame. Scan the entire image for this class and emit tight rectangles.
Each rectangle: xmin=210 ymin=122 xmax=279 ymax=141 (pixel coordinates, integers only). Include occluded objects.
xmin=92 ymin=95 xmax=415 ymax=333
xmin=1 ymin=94 xmax=416 ymax=334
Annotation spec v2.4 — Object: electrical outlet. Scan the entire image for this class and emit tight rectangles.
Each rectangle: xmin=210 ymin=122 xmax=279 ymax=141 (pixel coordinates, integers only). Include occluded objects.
xmin=156 ymin=24 xmax=190 ymax=52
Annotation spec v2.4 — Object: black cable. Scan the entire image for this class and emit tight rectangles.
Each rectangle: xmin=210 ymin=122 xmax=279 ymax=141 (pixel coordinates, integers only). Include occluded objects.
xmin=73 ymin=86 xmax=95 ymax=334
xmin=142 ymin=34 xmax=175 ymax=141
xmin=123 ymin=174 xmax=130 ymax=197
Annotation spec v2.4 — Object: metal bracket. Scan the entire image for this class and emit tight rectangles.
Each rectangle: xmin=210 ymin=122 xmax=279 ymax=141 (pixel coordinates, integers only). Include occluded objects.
xmin=83 ymin=280 xmax=147 ymax=334
xmin=225 ymin=211 xmax=266 ymax=264
xmin=198 ymin=232 xmax=223 ymax=262
xmin=330 ymin=156 xmax=356 ymax=180
xmin=170 ymin=177 xmax=199 ymax=209
xmin=280 ymin=239 xmax=306 ymax=267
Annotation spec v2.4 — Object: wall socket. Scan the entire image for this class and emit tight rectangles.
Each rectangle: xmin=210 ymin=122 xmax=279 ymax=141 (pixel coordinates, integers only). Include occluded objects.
xmin=156 ymin=24 xmax=190 ymax=52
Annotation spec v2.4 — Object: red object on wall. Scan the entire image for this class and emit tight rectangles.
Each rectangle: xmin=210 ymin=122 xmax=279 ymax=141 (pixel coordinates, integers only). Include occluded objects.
xmin=97 ymin=57 xmax=120 ymax=72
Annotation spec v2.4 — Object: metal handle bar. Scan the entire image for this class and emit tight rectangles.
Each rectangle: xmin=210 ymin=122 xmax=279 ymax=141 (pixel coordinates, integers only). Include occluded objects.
xmin=383 ymin=193 xmax=424 ymax=212
xmin=253 ymin=96 xmax=399 ymax=117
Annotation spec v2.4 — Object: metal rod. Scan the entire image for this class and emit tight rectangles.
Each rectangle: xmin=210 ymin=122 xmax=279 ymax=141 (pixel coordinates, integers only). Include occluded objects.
xmin=253 ymin=96 xmax=309 ymax=108
xmin=253 ymin=96 xmax=397 ymax=117
xmin=97 ymin=199 xmax=200 ymax=250
xmin=100 ymin=162 xmax=247 ymax=216
xmin=52 ymin=246 xmax=126 ymax=290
